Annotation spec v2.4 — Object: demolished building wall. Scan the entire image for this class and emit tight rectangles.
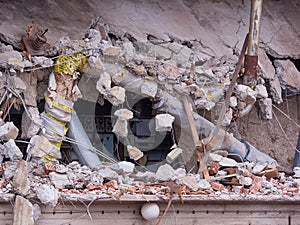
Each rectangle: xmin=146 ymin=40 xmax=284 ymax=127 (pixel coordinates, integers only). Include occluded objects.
xmin=0 ymin=1 xmax=299 ymax=224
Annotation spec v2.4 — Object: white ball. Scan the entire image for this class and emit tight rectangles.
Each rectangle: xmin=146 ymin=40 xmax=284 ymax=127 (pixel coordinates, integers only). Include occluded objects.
xmin=141 ymin=202 xmax=160 ymax=221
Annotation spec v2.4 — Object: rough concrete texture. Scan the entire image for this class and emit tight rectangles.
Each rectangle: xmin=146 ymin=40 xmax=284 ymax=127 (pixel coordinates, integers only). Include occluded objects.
xmin=0 ymin=0 xmax=299 ymax=169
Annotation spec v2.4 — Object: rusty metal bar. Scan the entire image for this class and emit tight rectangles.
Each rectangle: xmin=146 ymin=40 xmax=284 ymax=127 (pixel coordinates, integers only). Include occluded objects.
xmin=243 ymin=0 xmax=263 ymax=87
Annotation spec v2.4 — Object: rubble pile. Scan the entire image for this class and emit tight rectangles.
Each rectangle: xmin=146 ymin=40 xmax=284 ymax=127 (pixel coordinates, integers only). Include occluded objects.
xmin=0 ymin=18 xmax=299 ymax=224
xmin=0 ymin=155 xmax=300 ymax=207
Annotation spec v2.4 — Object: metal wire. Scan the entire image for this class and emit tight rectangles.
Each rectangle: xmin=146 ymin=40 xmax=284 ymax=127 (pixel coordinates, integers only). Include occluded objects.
xmin=272 ymin=110 xmax=300 ymax=154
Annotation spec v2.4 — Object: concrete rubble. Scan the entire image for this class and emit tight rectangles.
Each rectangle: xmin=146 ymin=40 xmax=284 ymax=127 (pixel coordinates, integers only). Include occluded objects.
xmin=0 ymin=3 xmax=299 ymax=223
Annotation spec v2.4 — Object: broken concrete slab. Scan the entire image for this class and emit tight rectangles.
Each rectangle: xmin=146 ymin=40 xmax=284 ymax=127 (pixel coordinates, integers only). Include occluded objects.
xmin=21 ymin=107 xmax=41 ymax=139
xmin=13 ymin=160 xmax=30 ymax=196
xmin=155 ymin=113 xmax=175 ymax=132
xmin=13 ymin=195 xmax=34 ymax=225
xmin=26 ymin=135 xmax=53 ymax=159
xmin=0 ymin=121 xmax=19 ymax=140
xmin=36 ymin=184 xmax=59 ymax=207
xmin=258 ymin=48 xmax=275 ymax=80
xmin=274 ymin=59 xmax=300 ymax=92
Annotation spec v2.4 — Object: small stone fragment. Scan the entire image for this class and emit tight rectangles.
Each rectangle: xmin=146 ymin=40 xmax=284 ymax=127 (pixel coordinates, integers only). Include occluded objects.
xmin=182 ymin=176 xmax=198 ymax=192
xmin=155 ymin=113 xmax=175 ymax=132
xmin=252 ymin=162 xmax=267 ymax=174
xmin=155 ymin=164 xmax=175 ymax=181
xmin=249 ymin=176 xmax=263 ymax=194
xmin=127 ymin=145 xmax=144 ymax=161
xmin=240 ymin=176 xmax=253 ymax=187
xmin=274 ymin=59 xmax=300 ymax=92
xmin=210 ymin=181 xmax=224 ymax=191
xmin=114 ymin=109 xmax=133 ymax=120
xmin=98 ymin=167 xmax=119 ymax=180
xmin=103 ymin=46 xmax=120 ymax=63
xmin=208 ymin=161 xmax=220 ymax=176
xmin=258 ymin=98 xmax=273 ymax=120
xmin=235 ymin=84 xmax=256 ymax=104
xmin=49 ymin=172 xmax=70 ymax=189
xmin=36 ymin=184 xmax=59 ymax=207
xmin=229 ymin=96 xmax=237 ymax=108
xmin=112 ymin=119 xmax=129 ymax=138
xmin=166 ymin=147 xmax=183 ymax=164
xmin=219 ymin=157 xmax=238 ymax=167
xmin=198 ymin=179 xmax=211 ymax=190
xmin=4 ymin=139 xmax=23 ymax=160
xmin=255 ymin=84 xmax=268 ymax=98
xmin=118 ymin=161 xmax=135 ymax=173
xmin=108 ymin=86 xmax=126 ymax=106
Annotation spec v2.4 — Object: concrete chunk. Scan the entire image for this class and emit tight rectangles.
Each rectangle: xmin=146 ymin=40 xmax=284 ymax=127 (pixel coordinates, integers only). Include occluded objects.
xmin=255 ymin=84 xmax=268 ymax=98
xmin=49 ymin=172 xmax=70 ymax=189
xmin=26 ymin=135 xmax=53 ymax=159
xmin=182 ymin=176 xmax=198 ymax=192
xmin=274 ymin=59 xmax=300 ymax=92
xmin=36 ymin=184 xmax=58 ymax=207
xmin=235 ymin=84 xmax=256 ymax=104
xmin=258 ymin=49 xmax=275 ymax=80
xmin=155 ymin=113 xmax=175 ymax=132
xmin=112 ymin=119 xmax=128 ymax=138
xmin=219 ymin=157 xmax=238 ymax=167
xmin=118 ymin=161 xmax=135 ymax=173
xmin=96 ymin=72 xmax=111 ymax=93
xmin=13 ymin=196 xmax=34 ymax=225
xmin=155 ymin=164 xmax=175 ymax=181
xmin=114 ymin=109 xmax=133 ymax=120
xmin=166 ymin=147 xmax=183 ymax=163
xmin=258 ymin=98 xmax=273 ymax=120
xmin=21 ymin=107 xmax=41 ymax=139
xmin=4 ymin=139 xmax=23 ymax=161
xmin=127 ymin=145 xmax=144 ymax=161
xmin=0 ymin=121 xmax=19 ymax=140
xmin=110 ymin=86 xmax=126 ymax=105
xmin=13 ymin=160 xmax=30 ymax=196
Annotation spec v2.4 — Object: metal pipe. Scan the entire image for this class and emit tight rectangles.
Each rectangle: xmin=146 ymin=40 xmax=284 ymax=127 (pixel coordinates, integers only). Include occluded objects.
xmin=243 ymin=0 xmax=263 ymax=88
